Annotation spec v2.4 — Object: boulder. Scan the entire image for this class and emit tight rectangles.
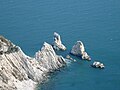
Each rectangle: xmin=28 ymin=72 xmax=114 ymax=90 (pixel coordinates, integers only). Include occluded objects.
xmin=92 ymin=61 xmax=105 ymax=69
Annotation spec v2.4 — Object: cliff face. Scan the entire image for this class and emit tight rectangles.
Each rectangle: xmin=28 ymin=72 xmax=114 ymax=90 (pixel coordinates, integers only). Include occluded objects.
xmin=0 ymin=36 xmax=66 ymax=90
xmin=35 ymin=42 xmax=66 ymax=71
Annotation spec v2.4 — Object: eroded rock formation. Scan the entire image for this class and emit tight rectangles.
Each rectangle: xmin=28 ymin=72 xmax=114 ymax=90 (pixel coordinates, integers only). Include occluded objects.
xmin=53 ymin=32 xmax=66 ymax=50
xmin=35 ymin=42 xmax=66 ymax=71
xmin=71 ymin=41 xmax=91 ymax=60
xmin=0 ymin=36 xmax=66 ymax=90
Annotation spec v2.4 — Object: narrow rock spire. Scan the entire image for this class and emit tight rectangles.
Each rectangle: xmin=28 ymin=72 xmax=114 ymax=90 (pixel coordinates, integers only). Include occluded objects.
xmin=53 ymin=32 xmax=66 ymax=50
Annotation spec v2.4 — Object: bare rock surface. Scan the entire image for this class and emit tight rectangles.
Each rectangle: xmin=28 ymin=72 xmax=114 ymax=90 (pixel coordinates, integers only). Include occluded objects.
xmin=71 ymin=41 xmax=91 ymax=60
xmin=0 ymin=36 xmax=66 ymax=90
xmin=53 ymin=32 xmax=66 ymax=50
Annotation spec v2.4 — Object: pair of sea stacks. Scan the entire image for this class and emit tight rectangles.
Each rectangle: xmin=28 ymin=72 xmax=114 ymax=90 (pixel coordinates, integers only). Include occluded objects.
xmin=53 ymin=32 xmax=91 ymax=61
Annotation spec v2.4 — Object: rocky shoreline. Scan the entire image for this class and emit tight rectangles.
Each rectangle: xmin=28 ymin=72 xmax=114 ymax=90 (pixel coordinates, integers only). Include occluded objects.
xmin=0 ymin=35 xmax=67 ymax=90
xmin=0 ymin=32 xmax=93 ymax=90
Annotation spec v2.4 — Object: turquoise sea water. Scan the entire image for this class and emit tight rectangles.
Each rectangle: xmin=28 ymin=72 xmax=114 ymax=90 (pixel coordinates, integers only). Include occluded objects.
xmin=0 ymin=0 xmax=120 ymax=90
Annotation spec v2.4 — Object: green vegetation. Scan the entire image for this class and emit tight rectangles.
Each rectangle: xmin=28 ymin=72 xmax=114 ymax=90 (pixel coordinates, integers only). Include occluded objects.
xmin=0 ymin=35 xmax=19 ymax=54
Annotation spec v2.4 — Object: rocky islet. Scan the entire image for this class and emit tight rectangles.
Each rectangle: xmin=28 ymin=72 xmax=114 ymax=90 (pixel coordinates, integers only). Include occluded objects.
xmin=71 ymin=41 xmax=91 ymax=60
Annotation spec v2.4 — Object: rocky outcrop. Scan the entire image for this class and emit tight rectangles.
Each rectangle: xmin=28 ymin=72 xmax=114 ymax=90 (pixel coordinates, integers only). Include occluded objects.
xmin=71 ymin=41 xmax=91 ymax=60
xmin=53 ymin=32 xmax=66 ymax=50
xmin=35 ymin=42 xmax=66 ymax=71
xmin=0 ymin=36 xmax=66 ymax=90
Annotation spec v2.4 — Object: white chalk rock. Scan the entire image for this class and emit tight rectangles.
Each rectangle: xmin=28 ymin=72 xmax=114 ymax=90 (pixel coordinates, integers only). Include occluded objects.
xmin=35 ymin=42 xmax=66 ymax=71
xmin=0 ymin=36 xmax=66 ymax=90
xmin=53 ymin=32 xmax=66 ymax=50
xmin=71 ymin=41 xmax=91 ymax=60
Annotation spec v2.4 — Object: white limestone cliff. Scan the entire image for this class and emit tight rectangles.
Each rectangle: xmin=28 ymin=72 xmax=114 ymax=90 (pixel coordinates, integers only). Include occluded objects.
xmin=53 ymin=32 xmax=66 ymax=50
xmin=0 ymin=36 xmax=66 ymax=90
xmin=71 ymin=41 xmax=91 ymax=60
xmin=35 ymin=42 xmax=66 ymax=71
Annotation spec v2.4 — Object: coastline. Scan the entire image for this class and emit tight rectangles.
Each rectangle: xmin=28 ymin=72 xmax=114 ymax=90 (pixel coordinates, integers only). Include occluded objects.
xmin=14 ymin=79 xmax=37 ymax=90
xmin=0 ymin=36 xmax=67 ymax=90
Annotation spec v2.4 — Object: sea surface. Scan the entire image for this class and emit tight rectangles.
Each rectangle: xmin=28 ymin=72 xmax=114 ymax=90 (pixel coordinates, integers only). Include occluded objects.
xmin=0 ymin=0 xmax=120 ymax=90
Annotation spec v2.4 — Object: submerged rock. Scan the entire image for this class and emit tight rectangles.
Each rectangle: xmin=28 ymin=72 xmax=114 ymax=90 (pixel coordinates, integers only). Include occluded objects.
xmin=66 ymin=55 xmax=72 ymax=60
xmin=0 ymin=35 xmax=66 ymax=90
xmin=66 ymin=55 xmax=76 ymax=62
xmin=71 ymin=41 xmax=91 ymax=60
xmin=53 ymin=32 xmax=66 ymax=50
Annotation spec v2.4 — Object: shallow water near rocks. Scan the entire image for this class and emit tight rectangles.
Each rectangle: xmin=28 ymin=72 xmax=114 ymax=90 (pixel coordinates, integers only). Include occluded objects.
xmin=0 ymin=0 xmax=120 ymax=90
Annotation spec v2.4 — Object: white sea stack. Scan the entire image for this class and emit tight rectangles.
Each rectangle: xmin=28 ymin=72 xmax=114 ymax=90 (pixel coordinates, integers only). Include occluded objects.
xmin=53 ymin=32 xmax=66 ymax=50
xmin=71 ymin=41 xmax=91 ymax=60
xmin=0 ymin=35 xmax=66 ymax=90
